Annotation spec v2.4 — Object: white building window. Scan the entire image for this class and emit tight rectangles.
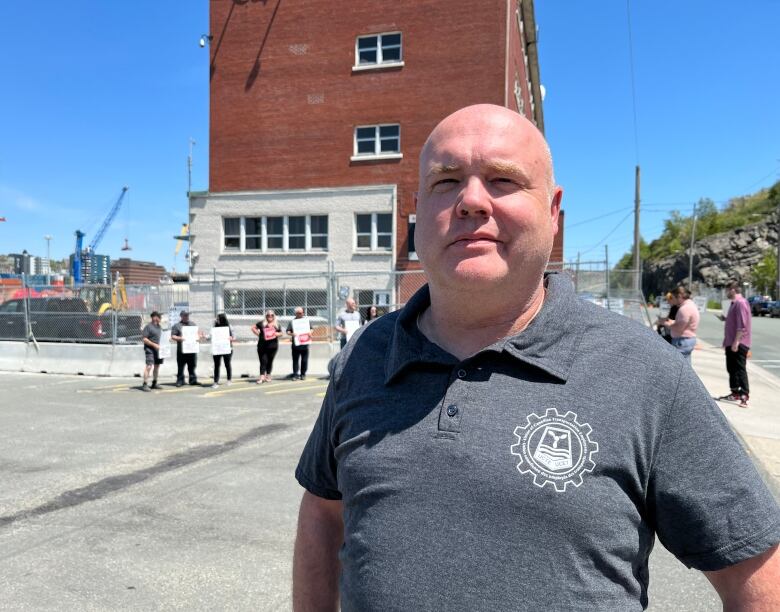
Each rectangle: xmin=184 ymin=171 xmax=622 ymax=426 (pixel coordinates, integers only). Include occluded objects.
xmin=310 ymin=215 xmax=328 ymax=250
xmin=288 ymin=216 xmax=306 ymax=251
xmin=355 ymin=213 xmax=392 ymax=251
xmin=245 ymin=217 xmax=262 ymax=250
xmin=352 ymin=124 xmax=401 ymax=161
xmin=355 ymin=32 xmax=402 ymax=67
xmin=223 ymin=218 xmax=240 ymax=250
xmin=267 ymin=217 xmax=284 ymax=251
xmin=221 ymin=215 xmax=328 ymax=253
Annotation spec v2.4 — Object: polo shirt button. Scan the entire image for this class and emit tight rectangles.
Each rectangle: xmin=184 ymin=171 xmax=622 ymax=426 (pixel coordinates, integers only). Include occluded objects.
xmin=457 ymin=369 xmax=467 ymax=379
xmin=447 ymin=404 xmax=458 ymax=417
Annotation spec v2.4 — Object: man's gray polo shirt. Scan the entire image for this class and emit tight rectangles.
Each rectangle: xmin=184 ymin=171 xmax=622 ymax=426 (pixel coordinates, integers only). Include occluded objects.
xmin=296 ymin=274 xmax=780 ymax=611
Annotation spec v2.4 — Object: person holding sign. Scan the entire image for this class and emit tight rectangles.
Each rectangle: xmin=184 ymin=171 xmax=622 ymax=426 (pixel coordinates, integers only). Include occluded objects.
xmin=171 ymin=310 xmax=199 ymax=387
xmin=335 ymin=298 xmax=363 ymax=349
xmin=252 ymin=309 xmax=282 ymax=383
xmin=141 ymin=311 xmax=163 ymax=392
xmin=210 ymin=313 xmax=235 ymax=388
xmin=286 ymin=307 xmax=311 ymax=380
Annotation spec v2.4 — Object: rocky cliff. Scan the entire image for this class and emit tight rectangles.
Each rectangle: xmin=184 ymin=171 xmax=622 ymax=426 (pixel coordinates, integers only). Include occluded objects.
xmin=642 ymin=211 xmax=778 ymax=296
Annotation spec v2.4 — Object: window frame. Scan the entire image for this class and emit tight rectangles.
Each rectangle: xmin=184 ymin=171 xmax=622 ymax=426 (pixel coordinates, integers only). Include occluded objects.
xmin=221 ymin=215 xmax=329 ymax=253
xmin=355 ymin=212 xmax=393 ymax=252
xmin=223 ymin=217 xmax=241 ymax=251
xmin=353 ymin=32 xmax=404 ymax=72
xmin=351 ymin=124 xmax=402 ymax=162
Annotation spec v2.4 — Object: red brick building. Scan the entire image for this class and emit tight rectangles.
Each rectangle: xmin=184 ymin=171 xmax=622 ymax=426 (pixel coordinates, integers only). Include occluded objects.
xmin=110 ymin=258 xmax=166 ymax=285
xmin=191 ymin=0 xmax=560 ymax=317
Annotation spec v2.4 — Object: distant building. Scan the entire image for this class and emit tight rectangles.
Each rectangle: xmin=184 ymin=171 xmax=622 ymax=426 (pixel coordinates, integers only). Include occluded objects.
xmin=69 ymin=252 xmax=111 ymax=284
xmin=11 ymin=251 xmax=32 ymax=276
xmin=110 ymin=258 xmax=167 ymax=285
xmin=190 ymin=0 xmax=560 ymax=318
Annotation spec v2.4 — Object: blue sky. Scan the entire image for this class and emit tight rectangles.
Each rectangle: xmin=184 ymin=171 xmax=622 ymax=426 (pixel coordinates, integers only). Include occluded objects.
xmin=1 ymin=1 xmax=778 ymax=271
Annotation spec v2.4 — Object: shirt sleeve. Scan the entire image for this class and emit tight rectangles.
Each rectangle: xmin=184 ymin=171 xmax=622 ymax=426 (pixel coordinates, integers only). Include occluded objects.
xmin=295 ymin=381 xmax=342 ymax=500
xmin=648 ymin=365 xmax=780 ymax=570
xmin=735 ymin=301 xmax=749 ymax=332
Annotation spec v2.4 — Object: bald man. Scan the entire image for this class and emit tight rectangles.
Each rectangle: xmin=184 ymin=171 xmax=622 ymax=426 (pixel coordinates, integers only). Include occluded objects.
xmin=293 ymin=105 xmax=780 ymax=611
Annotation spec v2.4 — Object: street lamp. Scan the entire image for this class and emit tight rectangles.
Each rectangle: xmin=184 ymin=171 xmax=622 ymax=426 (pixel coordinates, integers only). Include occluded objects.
xmin=44 ymin=234 xmax=52 ymax=285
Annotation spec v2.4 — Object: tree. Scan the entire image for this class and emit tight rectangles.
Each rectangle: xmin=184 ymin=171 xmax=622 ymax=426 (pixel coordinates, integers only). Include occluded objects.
xmin=751 ymin=250 xmax=778 ymax=298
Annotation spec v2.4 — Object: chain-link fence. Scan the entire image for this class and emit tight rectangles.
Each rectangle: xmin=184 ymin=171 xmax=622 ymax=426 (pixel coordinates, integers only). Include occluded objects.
xmin=2 ymin=262 xmax=652 ymax=344
xmin=0 ymin=276 xmax=187 ymax=344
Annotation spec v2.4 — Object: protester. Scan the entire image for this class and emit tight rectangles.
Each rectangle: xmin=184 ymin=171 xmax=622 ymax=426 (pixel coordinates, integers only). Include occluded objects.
xmin=716 ymin=280 xmax=753 ymax=407
xmin=662 ymin=285 xmax=699 ymax=360
xmin=335 ymin=298 xmax=363 ymax=349
xmin=656 ymin=291 xmax=677 ymax=344
xmin=286 ymin=307 xmax=310 ymax=381
xmin=210 ymin=313 xmax=234 ymax=388
xmin=252 ymin=309 xmax=282 ymax=383
xmin=141 ymin=311 xmax=163 ymax=392
xmin=292 ymin=104 xmax=780 ymax=611
xmin=171 ymin=310 xmax=199 ymax=386
xmin=364 ymin=305 xmax=379 ymax=322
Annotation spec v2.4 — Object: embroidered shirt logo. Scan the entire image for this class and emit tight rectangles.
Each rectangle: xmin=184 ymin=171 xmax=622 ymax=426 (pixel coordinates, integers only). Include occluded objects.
xmin=511 ymin=408 xmax=598 ymax=493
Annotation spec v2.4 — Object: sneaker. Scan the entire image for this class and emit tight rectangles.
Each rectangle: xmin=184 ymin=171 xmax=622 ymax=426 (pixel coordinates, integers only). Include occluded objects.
xmin=211 ymin=383 xmax=219 ymax=389
xmin=150 ymin=381 xmax=159 ymax=390
xmin=293 ymin=375 xmax=301 ymax=381
xmin=739 ymin=394 xmax=749 ymax=407
xmin=256 ymin=378 xmax=263 ymax=384
xmin=175 ymin=381 xmax=184 ymax=387
xmin=226 ymin=380 xmax=232 ymax=386
xmin=189 ymin=380 xmax=199 ymax=386
xmin=142 ymin=383 xmax=151 ymax=392
xmin=300 ymin=375 xmax=306 ymax=381
xmin=718 ymin=393 xmax=741 ymax=402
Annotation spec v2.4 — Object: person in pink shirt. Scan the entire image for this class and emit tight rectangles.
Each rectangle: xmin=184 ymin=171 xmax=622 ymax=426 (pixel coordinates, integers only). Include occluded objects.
xmin=716 ymin=280 xmax=752 ymax=407
xmin=662 ymin=285 xmax=699 ymax=361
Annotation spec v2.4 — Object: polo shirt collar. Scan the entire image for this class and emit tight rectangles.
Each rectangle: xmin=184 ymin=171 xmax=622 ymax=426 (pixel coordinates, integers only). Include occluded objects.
xmin=384 ymin=273 xmax=584 ymax=385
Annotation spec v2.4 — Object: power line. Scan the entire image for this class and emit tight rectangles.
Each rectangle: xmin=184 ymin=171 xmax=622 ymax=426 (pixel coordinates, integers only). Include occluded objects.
xmin=566 ymin=207 xmax=633 ymax=229
xmin=579 ymin=210 xmax=635 ymax=255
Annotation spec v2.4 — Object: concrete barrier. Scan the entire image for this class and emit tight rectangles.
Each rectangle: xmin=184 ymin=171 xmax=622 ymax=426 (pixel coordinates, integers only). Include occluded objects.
xmin=0 ymin=341 xmax=28 ymax=372
xmin=0 ymin=340 xmax=337 ymax=380
xmin=23 ymin=342 xmax=112 ymax=377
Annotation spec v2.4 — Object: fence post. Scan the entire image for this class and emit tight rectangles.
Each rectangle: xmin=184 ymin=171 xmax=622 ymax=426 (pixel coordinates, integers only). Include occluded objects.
xmin=604 ymin=246 xmax=611 ymax=311
xmin=212 ymin=267 xmax=218 ymax=319
xmin=327 ymin=260 xmax=336 ymax=343
xmin=22 ymin=273 xmax=31 ymax=342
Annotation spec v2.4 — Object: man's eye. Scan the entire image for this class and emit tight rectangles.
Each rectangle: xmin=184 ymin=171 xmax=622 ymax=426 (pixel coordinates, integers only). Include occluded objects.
xmin=431 ymin=178 xmax=458 ymax=190
xmin=491 ymin=177 xmax=517 ymax=185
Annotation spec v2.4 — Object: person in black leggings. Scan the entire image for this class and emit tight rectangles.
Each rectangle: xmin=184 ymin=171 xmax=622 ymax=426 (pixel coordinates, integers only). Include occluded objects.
xmin=211 ymin=313 xmax=234 ymax=388
xmin=286 ymin=307 xmax=310 ymax=380
xmin=252 ymin=309 xmax=282 ymax=383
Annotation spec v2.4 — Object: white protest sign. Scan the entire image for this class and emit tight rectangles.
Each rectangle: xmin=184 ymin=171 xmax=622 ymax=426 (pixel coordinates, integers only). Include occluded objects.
xmin=182 ymin=325 xmax=199 ymax=354
xmin=210 ymin=327 xmax=231 ymax=355
xmin=292 ymin=317 xmax=312 ymax=346
xmin=345 ymin=319 xmax=360 ymax=341
xmin=158 ymin=330 xmax=172 ymax=359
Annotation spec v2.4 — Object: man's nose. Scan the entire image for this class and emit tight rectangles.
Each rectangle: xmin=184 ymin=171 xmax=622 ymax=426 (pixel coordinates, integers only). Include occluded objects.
xmin=456 ymin=177 xmax=492 ymax=218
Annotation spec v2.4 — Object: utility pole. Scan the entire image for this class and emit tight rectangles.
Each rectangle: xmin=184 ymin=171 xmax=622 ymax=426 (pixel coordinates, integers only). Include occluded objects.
xmin=688 ymin=201 xmax=698 ymax=289
xmin=187 ymin=138 xmax=196 ymax=196
xmin=632 ymin=165 xmax=641 ymax=293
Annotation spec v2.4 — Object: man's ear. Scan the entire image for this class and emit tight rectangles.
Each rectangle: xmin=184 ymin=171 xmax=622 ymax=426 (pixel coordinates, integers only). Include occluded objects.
xmin=550 ymin=187 xmax=563 ymax=236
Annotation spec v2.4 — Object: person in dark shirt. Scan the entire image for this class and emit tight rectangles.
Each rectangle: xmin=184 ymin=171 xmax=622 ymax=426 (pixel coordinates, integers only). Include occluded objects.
xmin=141 ymin=311 xmax=163 ymax=392
xmin=171 ymin=310 xmax=199 ymax=386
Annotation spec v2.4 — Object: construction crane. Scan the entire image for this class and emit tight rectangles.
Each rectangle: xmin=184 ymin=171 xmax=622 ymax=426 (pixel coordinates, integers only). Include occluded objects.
xmin=72 ymin=186 xmax=129 ymax=284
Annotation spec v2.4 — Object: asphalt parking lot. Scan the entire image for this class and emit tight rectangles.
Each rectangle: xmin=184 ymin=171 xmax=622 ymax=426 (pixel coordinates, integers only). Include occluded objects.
xmin=0 ymin=371 xmax=721 ymax=611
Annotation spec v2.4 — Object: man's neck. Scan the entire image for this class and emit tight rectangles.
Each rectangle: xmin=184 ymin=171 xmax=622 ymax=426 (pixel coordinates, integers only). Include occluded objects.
xmin=419 ymin=280 xmax=547 ymax=360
